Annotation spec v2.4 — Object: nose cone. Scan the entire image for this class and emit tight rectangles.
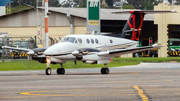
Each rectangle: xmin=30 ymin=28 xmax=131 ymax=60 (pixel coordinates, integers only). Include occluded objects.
xmin=44 ymin=42 xmax=76 ymax=56
xmin=27 ymin=50 xmax=34 ymax=55
xmin=44 ymin=44 xmax=59 ymax=56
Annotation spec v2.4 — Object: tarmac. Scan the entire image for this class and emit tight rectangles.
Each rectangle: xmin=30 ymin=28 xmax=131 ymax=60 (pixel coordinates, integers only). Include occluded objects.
xmin=0 ymin=62 xmax=180 ymax=101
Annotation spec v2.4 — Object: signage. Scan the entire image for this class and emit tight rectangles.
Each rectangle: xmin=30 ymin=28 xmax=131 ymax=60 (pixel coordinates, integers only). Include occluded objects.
xmin=87 ymin=0 xmax=101 ymax=34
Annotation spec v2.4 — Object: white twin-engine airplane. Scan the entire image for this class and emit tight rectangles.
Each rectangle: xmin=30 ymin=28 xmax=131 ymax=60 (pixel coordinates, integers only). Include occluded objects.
xmin=2 ymin=10 xmax=176 ymax=75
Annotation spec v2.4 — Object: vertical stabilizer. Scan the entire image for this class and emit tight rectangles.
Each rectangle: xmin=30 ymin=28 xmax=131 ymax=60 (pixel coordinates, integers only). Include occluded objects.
xmin=112 ymin=10 xmax=176 ymax=41
xmin=121 ymin=11 xmax=145 ymax=41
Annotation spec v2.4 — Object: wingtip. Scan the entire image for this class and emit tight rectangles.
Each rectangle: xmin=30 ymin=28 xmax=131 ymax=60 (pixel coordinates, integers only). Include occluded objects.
xmin=171 ymin=10 xmax=177 ymax=13
xmin=152 ymin=43 xmax=164 ymax=48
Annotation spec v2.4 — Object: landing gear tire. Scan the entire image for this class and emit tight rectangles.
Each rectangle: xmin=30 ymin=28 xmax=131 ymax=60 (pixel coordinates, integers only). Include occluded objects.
xmin=57 ymin=68 xmax=65 ymax=75
xmin=46 ymin=68 xmax=52 ymax=75
xmin=101 ymin=68 xmax=109 ymax=74
xmin=101 ymin=68 xmax=105 ymax=74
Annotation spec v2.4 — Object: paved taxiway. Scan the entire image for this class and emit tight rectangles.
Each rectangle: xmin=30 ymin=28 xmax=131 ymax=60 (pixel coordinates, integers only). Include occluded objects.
xmin=0 ymin=63 xmax=180 ymax=101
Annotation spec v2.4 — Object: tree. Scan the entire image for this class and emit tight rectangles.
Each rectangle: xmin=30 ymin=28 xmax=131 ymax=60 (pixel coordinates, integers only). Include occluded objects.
xmin=101 ymin=1 xmax=108 ymax=8
xmin=61 ymin=0 xmax=76 ymax=7
xmin=78 ymin=0 xmax=86 ymax=8
xmin=126 ymin=0 xmax=163 ymax=10
xmin=49 ymin=0 xmax=61 ymax=7
xmin=11 ymin=0 xmax=61 ymax=7
xmin=143 ymin=1 xmax=154 ymax=10
xmin=122 ymin=4 xmax=135 ymax=9
xmin=168 ymin=0 xmax=180 ymax=5
xmin=106 ymin=0 xmax=113 ymax=7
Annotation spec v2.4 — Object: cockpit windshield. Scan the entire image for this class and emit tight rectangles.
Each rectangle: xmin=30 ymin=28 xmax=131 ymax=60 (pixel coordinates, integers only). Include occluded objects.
xmin=60 ymin=37 xmax=76 ymax=43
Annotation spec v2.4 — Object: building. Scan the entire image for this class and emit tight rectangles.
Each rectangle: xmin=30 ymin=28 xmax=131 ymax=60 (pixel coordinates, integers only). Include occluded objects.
xmin=154 ymin=3 xmax=180 ymax=57
xmin=0 ymin=0 xmax=11 ymax=16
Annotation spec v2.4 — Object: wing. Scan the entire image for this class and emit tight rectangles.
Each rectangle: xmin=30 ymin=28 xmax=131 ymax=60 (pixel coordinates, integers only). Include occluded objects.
xmin=111 ymin=10 xmax=177 ymax=14
xmin=2 ymin=46 xmax=32 ymax=52
xmin=98 ymin=44 xmax=163 ymax=56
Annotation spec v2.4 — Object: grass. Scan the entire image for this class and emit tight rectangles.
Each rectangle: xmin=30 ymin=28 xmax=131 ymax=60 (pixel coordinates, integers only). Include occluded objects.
xmin=0 ymin=57 xmax=180 ymax=71
xmin=6 ymin=5 xmax=31 ymax=14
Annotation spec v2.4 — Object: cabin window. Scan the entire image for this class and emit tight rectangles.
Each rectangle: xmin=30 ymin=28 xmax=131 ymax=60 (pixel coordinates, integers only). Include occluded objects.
xmin=95 ymin=39 xmax=99 ymax=44
xmin=110 ymin=39 xmax=113 ymax=43
xmin=78 ymin=38 xmax=82 ymax=43
xmin=65 ymin=37 xmax=76 ymax=43
xmin=86 ymin=39 xmax=90 ymax=44
xmin=91 ymin=39 xmax=94 ymax=44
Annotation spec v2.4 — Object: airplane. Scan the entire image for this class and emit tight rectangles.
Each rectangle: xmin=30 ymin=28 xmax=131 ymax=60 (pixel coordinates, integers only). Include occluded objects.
xmin=2 ymin=10 xmax=176 ymax=75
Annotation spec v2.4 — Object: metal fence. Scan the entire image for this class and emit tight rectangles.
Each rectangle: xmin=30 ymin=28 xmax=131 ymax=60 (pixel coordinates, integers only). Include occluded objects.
xmin=0 ymin=36 xmax=62 ymax=62
xmin=0 ymin=37 xmax=35 ymax=61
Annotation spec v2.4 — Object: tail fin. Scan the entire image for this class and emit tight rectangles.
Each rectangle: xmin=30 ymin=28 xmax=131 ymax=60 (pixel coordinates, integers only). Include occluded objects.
xmin=122 ymin=11 xmax=144 ymax=41
xmin=112 ymin=10 xmax=176 ymax=41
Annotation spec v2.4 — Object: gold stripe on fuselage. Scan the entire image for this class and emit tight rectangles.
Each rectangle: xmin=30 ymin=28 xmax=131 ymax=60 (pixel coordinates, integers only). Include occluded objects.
xmin=57 ymin=51 xmax=73 ymax=55
xmin=100 ymin=45 xmax=132 ymax=50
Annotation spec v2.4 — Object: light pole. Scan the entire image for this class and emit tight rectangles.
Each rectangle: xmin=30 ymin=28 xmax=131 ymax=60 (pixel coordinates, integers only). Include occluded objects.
xmin=24 ymin=3 xmax=43 ymax=45
xmin=45 ymin=0 xmax=49 ymax=47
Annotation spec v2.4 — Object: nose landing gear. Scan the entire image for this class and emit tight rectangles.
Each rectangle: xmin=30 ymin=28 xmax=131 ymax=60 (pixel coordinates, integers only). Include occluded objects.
xmin=101 ymin=64 xmax=110 ymax=74
xmin=46 ymin=67 xmax=52 ymax=75
xmin=45 ymin=56 xmax=52 ymax=75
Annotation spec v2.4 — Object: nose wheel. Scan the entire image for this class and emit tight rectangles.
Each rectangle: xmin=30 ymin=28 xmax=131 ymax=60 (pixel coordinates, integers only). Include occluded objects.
xmin=101 ymin=64 xmax=109 ymax=74
xmin=46 ymin=56 xmax=52 ymax=75
xmin=46 ymin=67 xmax=52 ymax=75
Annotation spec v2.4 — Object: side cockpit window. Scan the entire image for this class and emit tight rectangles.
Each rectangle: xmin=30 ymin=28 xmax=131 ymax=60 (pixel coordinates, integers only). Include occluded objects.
xmin=60 ymin=37 xmax=77 ymax=43
xmin=60 ymin=37 xmax=67 ymax=42
xmin=67 ymin=37 xmax=76 ymax=43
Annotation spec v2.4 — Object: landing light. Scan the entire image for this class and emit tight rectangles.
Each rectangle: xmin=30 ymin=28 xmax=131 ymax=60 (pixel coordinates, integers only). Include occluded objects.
xmin=46 ymin=56 xmax=51 ymax=64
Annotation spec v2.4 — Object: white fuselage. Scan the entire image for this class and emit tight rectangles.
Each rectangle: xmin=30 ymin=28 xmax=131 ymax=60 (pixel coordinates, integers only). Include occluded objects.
xmin=44 ymin=34 xmax=137 ymax=63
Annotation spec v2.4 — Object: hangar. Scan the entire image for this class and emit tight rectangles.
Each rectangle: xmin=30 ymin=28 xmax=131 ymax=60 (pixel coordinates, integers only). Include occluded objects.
xmin=0 ymin=3 xmax=179 ymax=57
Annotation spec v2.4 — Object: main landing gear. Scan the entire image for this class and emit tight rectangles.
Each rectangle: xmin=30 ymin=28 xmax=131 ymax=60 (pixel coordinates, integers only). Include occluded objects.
xmin=45 ymin=64 xmax=66 ymax=75
xmin=57 ymin=63 xmax=65 ymax=75
xmin=101 ymin=64 xmax=109 ymax=74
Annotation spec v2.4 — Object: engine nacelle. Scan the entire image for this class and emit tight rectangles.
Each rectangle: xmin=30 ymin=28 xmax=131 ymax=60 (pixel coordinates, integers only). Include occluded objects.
xmin=76 ymin=56 xmax=83 ymax=60
xmin=32 ymin=57 xmax=46 ymax=63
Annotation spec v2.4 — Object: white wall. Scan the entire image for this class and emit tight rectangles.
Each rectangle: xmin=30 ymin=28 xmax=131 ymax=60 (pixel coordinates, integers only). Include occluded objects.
xmin=0 ymin=6 xmax=5 ymax=16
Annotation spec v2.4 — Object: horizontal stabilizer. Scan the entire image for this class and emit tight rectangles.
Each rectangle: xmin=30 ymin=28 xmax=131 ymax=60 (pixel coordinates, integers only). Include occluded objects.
xmin=111 ymin=10 xmax=177 ymax=14
xmin=123 ymin=28 xmax=141 ymax=33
